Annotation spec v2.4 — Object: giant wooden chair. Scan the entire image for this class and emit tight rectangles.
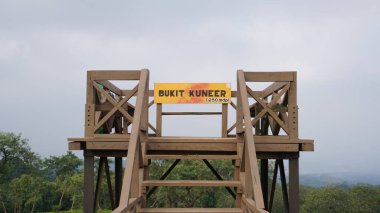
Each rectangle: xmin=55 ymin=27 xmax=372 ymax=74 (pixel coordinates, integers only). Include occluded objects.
xmin=68 ymin=70 xmax=313 ymax=213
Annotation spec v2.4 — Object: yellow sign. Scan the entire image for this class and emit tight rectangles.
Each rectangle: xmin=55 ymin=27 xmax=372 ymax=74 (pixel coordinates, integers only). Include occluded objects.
xmin=154 ymin=83 xmax=231 ymax=104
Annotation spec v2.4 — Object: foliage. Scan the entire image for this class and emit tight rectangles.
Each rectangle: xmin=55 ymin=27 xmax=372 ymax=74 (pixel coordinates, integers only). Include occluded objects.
xmin=1 ymin=131 xmax=380 ymax=212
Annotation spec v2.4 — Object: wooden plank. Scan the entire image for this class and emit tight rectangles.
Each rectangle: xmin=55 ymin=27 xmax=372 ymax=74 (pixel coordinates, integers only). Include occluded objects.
xmin=68 ymin=142 xmax=82 ymax=150
xmin=115 ymin=157 xmax=123 ymax=205
xmin=147 ymin=137 xmax=241 ymax=143
xmin=89 ymin=70 xmax=141 ymax=80
xmin=83 ymin=153 xmax=94 ymax=213
xmin=86 ymin=142 xmax=130 ymax=150
xmin=256 ymin=144 xmax=298 ymax=152
xmin=279 ymin=160 xmax=290 ymax=213
xmin=142 ymin=180 xmax=241 ymax=187
xmin=162 ymin=112 xmax=222 ymax=115
xmin=139 ymin=208 xmax=243 ymax=213
xmin=260 ymin=159 xmax=269 ymax=209
xmin=244 ymin=72 xmax=295 ymax=82
xmin=222 ymin=104 xmax=228 ymax=137
xmin=93 ymin=134 xmax=130 ymax=139
xmin=242 ymin=195 xmax=269 ymax=213
xmin=237 ymin=70 xmax=265 ymax=209
xmin=146 ymin=142 xmax=237 ymax=152
xmin=73 ymin=141 xmax=304 ymax=152
xmin=260 ymin=82 xmax=289 ymax=99
xmin=289 ymin=158 xmax=299 ymax=213
xmin=84 ymin=104 xmax=95 ymax=137
xmin=113 ymin=197 xmax=142 ymax=213
xmin=119 ymin=70 xmax=148 ymax=206
xmin=145 ymin=155 xmax=239 ymax=160
xmin=97 ymin=80 xmax=122 ymax=96
xmin=301 ymin=143 xmax=314 ymax=151
xmin=122 ymin=89 xmax=154 ymax=97
xmin=156 ymin=103 xmax=162 ymax=137
xmin=288 ymin=72 xmax=298 ymax=139
xmin=94 ymin=157 xmax=105 ymax=212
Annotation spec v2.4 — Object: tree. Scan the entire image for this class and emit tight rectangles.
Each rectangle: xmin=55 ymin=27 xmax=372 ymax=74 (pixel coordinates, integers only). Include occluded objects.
xmin=148 ymin=159 xmax=235 ymax=208
xmin=0 ymin=132 xmax=41 ymax=212
xmin=301 ymin=186 xmax=352 ymax=213
xmin=10 ymin=174 xmax=47 ymax=213
xmin=0 ymin=132 xmax=41 ymax=182
xmin=43 ymin=151 xmax=82 ymax=210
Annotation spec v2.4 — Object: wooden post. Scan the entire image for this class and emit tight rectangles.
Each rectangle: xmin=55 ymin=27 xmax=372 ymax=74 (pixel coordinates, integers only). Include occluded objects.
xmin=289 ymin=157 xmax=299 ymax=213
xmin=115 ymin=157 xmax=123 ymax=206
xmin=84 ymin=151 xmax=94 ymax=213
xmin=288 ymin=72 xmax=298 ymax=139
xmin=260 ymin=159 xmax=268 ymax=210
xmin=156 ymin=103 xmax=162 ymax=136
xmin=222 ymin=103 xmax=228 ymax=137
xmin=279 ymin=160 xmax=290 ymax=213
xmin=94 ymin=157 xmax=105 ymax=212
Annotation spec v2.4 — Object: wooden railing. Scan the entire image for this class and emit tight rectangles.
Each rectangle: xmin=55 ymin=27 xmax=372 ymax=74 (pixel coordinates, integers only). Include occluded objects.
xmin=236 ymin=70 xmax=266 ymax=213
xmin=109 ymin=70 xmax=149 ymax=213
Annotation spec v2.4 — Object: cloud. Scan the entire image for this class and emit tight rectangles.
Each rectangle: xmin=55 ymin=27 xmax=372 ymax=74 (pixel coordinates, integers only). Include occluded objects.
xmin=0 ymin=0 xmax=379 ymax=174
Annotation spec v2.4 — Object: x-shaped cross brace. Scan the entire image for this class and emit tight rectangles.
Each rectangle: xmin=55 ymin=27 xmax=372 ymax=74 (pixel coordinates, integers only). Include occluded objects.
xmin=93 ymin=81 xmax=139 ymax=132
xmin=247 ymin=83 xmax=290 ymax=134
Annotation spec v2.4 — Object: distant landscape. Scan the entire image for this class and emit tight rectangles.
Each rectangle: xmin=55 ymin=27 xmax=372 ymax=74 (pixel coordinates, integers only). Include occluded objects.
xmin=300 ymin=173 xmax=380 ymax=187
xmin=1 ymin=132 xmax=379 ymax=213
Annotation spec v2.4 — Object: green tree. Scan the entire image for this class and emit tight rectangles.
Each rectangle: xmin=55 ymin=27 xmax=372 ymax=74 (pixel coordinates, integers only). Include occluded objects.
xmin=148 ymin=159 xmax=235 ymax=208
xmin=43 ymin=151 xmax=82 ymax=210
xmin=0 ymin=132 xmax=41 ymax=212
xmin=9 ymin=174 xmax=48 ymax=212
xmin=301 ymin=186 xmax=352 ymax=213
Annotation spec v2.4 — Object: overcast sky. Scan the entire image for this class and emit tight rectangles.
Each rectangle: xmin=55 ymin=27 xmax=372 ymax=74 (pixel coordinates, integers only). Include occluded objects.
xmin=1 ymin=0 xmax=379 ymax=175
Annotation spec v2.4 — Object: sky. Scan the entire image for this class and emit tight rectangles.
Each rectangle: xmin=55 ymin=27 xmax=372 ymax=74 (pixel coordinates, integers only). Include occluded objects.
xmin=0 ymin=0 xmax=379 ymax=175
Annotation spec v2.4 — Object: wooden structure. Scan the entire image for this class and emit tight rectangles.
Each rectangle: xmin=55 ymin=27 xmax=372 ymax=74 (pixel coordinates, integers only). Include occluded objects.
xmin=68 ymin=70 xmax=314 ymax=213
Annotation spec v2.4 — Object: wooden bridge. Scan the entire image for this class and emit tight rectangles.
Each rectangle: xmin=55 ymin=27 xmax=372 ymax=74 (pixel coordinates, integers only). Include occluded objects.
xmin=68 ymin=70 xmax=314 ymax=213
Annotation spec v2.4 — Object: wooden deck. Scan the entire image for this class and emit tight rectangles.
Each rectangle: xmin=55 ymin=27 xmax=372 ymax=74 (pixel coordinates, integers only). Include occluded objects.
xmin=68 ymin=136 xmax=314 ymax=153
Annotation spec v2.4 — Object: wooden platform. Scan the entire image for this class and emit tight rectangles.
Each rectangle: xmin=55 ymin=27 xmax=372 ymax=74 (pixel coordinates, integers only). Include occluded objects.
xmin=70 ymin=70 xmax=314 ymax=213
xmin=68 ymin=136 xmax=314 ymax=153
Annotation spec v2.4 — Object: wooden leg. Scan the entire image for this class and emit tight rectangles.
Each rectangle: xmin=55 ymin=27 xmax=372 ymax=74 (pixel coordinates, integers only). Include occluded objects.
xmin=234 ymin=159 xmax=241 ymax=208
xmin=84 ymin=152 xmax=94 ymax=213
xmin=269 ymin=160 xmax=279 ymax=212
xmin=94 ymin=157 xmax=105 ymax=212
xmin=260 ymin=159 xmax=268 ymax=210
xmin=115 ymin=157 xmax=123 ymax=206
xmin=105 ymin=158 xmax=115 ymax=210
xmin=279 ymin=160 xmax=289 ymax=213
xmin=289 ymin=158 xmax=299 ymax=213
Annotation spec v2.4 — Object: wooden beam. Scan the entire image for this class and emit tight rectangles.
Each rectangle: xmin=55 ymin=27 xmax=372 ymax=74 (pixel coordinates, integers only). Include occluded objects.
xmin=260 ymin=159 xmax=268 ymax=210
xmin=119 ymin=70 xmax=149 ymax=206
xmin=279 ymin=160 xmax=289 ymax=213
xmin=139 ymin=208 xmax=244 ymax=213
xmin=94 ymin=157 xmax=105 ymax=212
xmin=147 ymin=159 xmax=181 ymax=198
xmin=83 ymin=153 xmax=94 ymax=213
xmin=162 ymin=112 xmax=222 ymax=115
xmin=289 ymin=158 xmax=299 ymax=213
xmin=89 ymin=70 xmax=141 ymax=80
xmin=115 ymin=157 xmax=123 ymax=206
xmin=237 ymin=70 xmax=265 ymax=209
xmin=142 ymin=180 xmax=241 ymax=187
xmin=104 ymin=158 xmax=116 ymax=210
xmin=156 ymin=103 xmax=162 ymax=137
xmin=203 ymin=159 xmax=236 ymax=199
xmin=244 ymin=72 xmax=295 ymax=82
